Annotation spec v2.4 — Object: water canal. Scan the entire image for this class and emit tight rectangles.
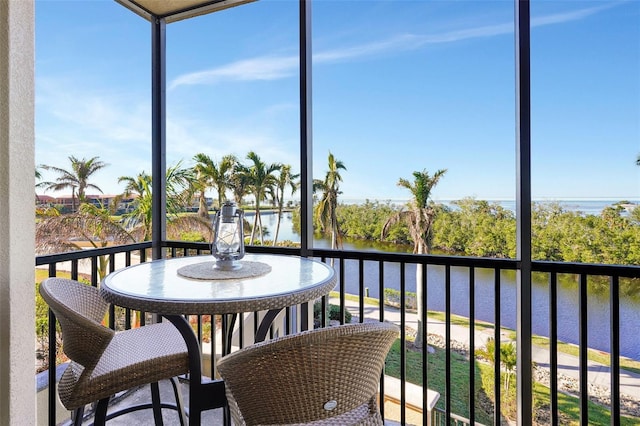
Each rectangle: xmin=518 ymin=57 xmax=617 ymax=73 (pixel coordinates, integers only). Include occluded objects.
xmin=257 ymin=211 xmax=640 ymax=360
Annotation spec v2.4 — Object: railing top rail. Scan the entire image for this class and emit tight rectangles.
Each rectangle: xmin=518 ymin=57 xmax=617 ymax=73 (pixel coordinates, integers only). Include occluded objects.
xmin=35 ymin=242 xmax=152 ymax=266
xmin=37 ymin=241 xmax=640 ymax=279
xmin=309 ymin=248 xmax=519 ymax=269
xmin=532 ymin=259 xmax=640 ymax=278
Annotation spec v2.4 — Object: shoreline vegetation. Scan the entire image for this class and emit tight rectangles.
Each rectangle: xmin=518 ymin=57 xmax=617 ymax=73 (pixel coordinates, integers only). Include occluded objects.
xmin=39 ymin=197 xmax=640 ymax=266
xmin=300 ymin=198 xmax=640 ymax=263
xmin=39 ymin=198 xmax=640 ymax=359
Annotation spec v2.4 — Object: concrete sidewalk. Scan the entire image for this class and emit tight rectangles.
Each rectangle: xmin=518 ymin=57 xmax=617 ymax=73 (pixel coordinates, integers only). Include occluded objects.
xmin=333 ymin=296 xmax=640 ymax=402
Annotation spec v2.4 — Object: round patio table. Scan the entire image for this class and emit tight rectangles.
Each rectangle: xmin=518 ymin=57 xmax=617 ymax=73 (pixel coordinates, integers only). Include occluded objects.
xmin=100 ymin=253 xmax=336 ymax=426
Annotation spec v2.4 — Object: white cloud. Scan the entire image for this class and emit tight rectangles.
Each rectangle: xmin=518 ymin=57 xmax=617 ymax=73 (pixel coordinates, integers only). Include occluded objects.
xmin=36 ymin=75 xmax=301 ymax=196
xmin=35 ymin=78 xmax=153 ymax=195
xmin=169 ymin=55 xmax=299 ymax=90
xmin=37 ymin=78 xmax=150 ymax=144
xmin=531 ymin=2 xmax=618 ymax=27
xmin=169 ymin=2 xmax=619 ymax=90
xmin=165 ymin=115 xmax=299 ymax=172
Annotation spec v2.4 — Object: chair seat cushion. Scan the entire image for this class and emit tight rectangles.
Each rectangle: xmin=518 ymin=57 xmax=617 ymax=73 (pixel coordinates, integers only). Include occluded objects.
xmin=58 ymin=322 xmax=189 ymax=409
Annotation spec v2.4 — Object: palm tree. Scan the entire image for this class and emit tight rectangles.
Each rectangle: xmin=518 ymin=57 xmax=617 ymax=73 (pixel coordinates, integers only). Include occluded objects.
xmin=192 ymin=153 xmax=237 ymax=218
xmin=118 ymin=172 xmax=153 ymax=240
xmin=35 ymin=165 xmax=61 ymax=216
xmin=165 ymin=161 xmax=194 ymax=212
xmin=35 ymin=202 xmax=136 ymax=280
xmin=212 ymin=155 xmax=237 ymax=208
xmin=272 ymin=165 xmax=299 ymax=245
xmin=35 ymin=164 xmax=47 ymax=204
xmin=118 ymin=162 xmax=193 ymax=241
xmin=237 ymin=151 xmax=281 ymax=244
xmin=475 ymin=337 xmax=517 ymax=392
xmin=191 ymin=155 xmax=213 ymax=219
xmin=313 ymin=152 xmax=346 ymax=250
xmin=500 ymin=341 xmax=517 ymax=392
xmin=381 ymin=168 xmax=447 ymax=347
xmin=229 ymin=170 xmax=250 ymax=207
xmin=42 ymin=156 xmax=108 ymax=212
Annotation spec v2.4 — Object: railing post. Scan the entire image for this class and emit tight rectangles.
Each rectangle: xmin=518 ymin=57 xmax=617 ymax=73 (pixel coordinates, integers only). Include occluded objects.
xmin=151 ymin=16 xmax=167 ymax=261
xmin=298 ymin=0 xmax=313 ymax=257
xmin=515 ymin=0 xmax=533 ymax=423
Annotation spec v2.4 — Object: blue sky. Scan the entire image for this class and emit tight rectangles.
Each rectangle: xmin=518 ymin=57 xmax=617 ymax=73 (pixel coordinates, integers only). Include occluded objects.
xmin=35 ymin=0 xmax=640 ymax=203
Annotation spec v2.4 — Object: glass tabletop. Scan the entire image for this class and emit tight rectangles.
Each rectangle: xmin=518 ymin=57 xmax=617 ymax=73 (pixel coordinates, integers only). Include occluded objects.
xmin=100 ymin=253 xmax=336 ymax=315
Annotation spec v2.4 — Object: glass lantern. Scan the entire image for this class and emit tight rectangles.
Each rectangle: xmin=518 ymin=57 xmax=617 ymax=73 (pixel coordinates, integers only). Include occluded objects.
xmin=211 ymin=201 xmax=245 ymax=270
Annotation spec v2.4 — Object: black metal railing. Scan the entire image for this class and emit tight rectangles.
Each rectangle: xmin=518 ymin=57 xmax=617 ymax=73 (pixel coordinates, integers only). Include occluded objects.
xmin=36 ymin=241 xmax=640 ymax=425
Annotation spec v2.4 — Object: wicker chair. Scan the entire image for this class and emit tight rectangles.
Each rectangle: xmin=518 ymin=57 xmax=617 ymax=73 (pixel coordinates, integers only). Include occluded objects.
xmin=39 ymin=277 xmax=190 ymax=426
xmin=217 ymin=321 xmax=399 ymax=426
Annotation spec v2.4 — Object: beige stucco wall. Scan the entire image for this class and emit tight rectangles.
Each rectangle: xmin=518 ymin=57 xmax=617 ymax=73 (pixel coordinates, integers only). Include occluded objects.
xmin=0 ymin=0 xmax=36 ymax=424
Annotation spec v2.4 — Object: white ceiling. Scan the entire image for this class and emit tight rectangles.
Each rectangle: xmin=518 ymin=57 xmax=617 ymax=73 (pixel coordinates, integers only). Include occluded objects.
xmin=115 ymin=0 xmax=256 ymax=23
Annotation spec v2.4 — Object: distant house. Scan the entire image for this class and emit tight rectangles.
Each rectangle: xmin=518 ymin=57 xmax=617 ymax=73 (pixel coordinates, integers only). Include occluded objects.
xmin=35 ymin=193 xmax=137 ymax=214
xmin=35 ymin=194 xmax=55 ymax=206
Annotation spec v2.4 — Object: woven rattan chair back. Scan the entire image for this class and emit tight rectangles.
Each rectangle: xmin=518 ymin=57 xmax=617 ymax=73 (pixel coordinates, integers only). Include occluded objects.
xmin=40 ymin=277 xmax=114 ymax=371
xmin=39 ymin=277 xmax=189 ymax=426
xmin=217 ymin=321 xmax=399 ymax=426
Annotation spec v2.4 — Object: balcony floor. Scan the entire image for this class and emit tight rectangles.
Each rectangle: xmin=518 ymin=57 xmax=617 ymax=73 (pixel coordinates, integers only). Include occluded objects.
xmin=68 ymin=379 xmax=224 ymax=425
xmin=67 ymin=378 xmax=406 ymax=426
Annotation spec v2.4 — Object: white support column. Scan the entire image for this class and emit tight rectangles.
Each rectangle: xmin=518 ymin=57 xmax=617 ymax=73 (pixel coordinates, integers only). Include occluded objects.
xmin=0 ymin=0 xmax=36 ymax=424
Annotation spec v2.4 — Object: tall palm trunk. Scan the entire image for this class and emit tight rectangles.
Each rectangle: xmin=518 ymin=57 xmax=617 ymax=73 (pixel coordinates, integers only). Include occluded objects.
xmin=415 ymin=263 xmax=426 ymax=348
xmin=273 ymin=210 xmax=282 ymax=246
xmin=330 ymin=208 xmax=339 ymax=249
xmin=250 ymin=211 xmax=257 ymax=243
xmin=382 ymin=168 xmax=447 ymax=349
xmin=257 ymin=211 xmax=264 ymax=244
xmin=71 ymin=188 xmax=77 ymax=213
xmin=198 ymin=191 xmax=209 ymax=219
xmin=414 ymin=240 xmax=428 ymax=347
xmin=250 ymin=202 xmax=265 ymax=244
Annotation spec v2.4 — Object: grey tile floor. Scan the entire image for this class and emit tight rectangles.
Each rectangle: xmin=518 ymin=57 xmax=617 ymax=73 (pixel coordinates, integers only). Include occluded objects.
xmin=73 ymin=379 xmax=225 ymax=425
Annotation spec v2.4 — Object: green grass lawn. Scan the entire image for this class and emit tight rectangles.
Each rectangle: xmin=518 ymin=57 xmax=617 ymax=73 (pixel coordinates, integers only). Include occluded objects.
xmin=385 ymin=337 xmax=640 ymax=425
xmin=385 ymin=339 xmax=494 ymax=425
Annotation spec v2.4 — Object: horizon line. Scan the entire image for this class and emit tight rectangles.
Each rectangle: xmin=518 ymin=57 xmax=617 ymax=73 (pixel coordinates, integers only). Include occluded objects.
xmin=36 ymin=193 xmax=640 ymax=204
